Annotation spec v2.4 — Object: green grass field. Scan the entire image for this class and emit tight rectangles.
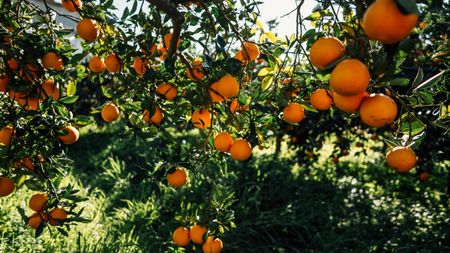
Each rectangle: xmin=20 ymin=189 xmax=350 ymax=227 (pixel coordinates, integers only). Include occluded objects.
xmin=1 ymin=124 xmax=449 ymax=253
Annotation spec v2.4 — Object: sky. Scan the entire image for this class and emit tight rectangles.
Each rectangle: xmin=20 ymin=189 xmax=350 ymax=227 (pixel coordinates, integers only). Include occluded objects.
xmin=110 ymin=0 xmax=316 ymax=37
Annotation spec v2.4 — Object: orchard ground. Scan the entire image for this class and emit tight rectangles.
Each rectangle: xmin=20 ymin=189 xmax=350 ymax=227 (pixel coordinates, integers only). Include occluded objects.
xmin=0 ymin=122 xmax=449 ymax=252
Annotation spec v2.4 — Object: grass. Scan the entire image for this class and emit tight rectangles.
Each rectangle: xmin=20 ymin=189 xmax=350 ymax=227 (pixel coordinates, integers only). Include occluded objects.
xmin=0 ymin=123 xmax=449 ymax=252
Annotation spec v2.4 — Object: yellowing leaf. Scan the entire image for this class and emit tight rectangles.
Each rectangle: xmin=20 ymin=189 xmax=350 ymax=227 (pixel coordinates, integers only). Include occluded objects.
xmin=261 ymin=75 xmax=274 ymax=91
xmin=258 ymin=67 xmax=276 ymax=77
xmin=266 ymin=31 xmax=277 ymax=43
xmin=259 ymin=33 xmax=267 ymax=44
xmin=256 ymin=19 xmax=264 ymax=30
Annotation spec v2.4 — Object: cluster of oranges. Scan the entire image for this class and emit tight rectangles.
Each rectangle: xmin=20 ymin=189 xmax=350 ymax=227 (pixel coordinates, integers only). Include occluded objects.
xmin=165 ymin=167 xmax=223 ymax=252
xmin=301 ymin=0 xmax=419 ymax=173
xmin=27 ymin=193 xmax=68 ymax=229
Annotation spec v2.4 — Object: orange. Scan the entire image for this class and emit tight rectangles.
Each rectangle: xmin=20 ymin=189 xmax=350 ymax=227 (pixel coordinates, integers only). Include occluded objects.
xmin=39 ymin=80 xmax=60 ymax=100
xmin=0 ymin=176 xmax=15 ymax=197
xmin=42 ymin=52 xmax=64 ymax=71
xmin=9 ymin=91 xmax=27 ymax=106
xmin=0 ymin=126 xmax=13 ymax=146
xmin=101 ymin=102 xmax=120 ymax=122
xmin=7 ymin=58 xmax=18 ymax=71
xmin=19 ymin=63 xmax=41 ymax=82
xmin=89 ymin=56 xmax=105 ymax=73
xmin=230 ymin=139 xmax=252 ymax=161
xmin=156 ymin=83 xmax=177 ymax=101
xmin=186 ymin=60 xmax=205 ymax=80
xmin=309 ymin=37 xmax=345 ymax=69
xmin=283 ymin=103 xmax=305 ymax=123
xmin=76 ymin=19 xmax=99 ymax=42
xmin=143 ymin=106 xmax=163 ymax=124
xmin=209 ymin=82 xmax=224 ymax=103
xmin=330 ymin=59 xmax=370 ymax=96
xmin=190 ymin=224 xmax=207 ymax=244
xmin=386 ymin=146 xmax=416 ymax=173
xmin=28 ymin=213 xmax=43 ymax=229
xmin=167 ymin=167 xmax=187 ymax=188
xmin=208 ymin=83 xmax=222 ymax=102
xmin=202 ymin=236 xmax=223 ymax=253
xmin=133 ymin=57 xmax=148 ymax=76
xmin=419 ymin=172 xmax=429 ymax=181
xmin=310 ymin=89 xmax=333 ymax=110
xmin=230 ymin=98 xmax=239 ymax=113
xmin=359 ymin=93 xmax=397 ymax=127
xmin=217 ymin=75 xmax=239 ymax=98
xmin=214 ymin=132 xmax=234 ymax=152
xmin=0 ymin=75 xmax=9 ymax=92
xmin=58 ymin=125 xmax=79 ymax=145
xmin=241 ymin=42 xmax=260 ymax=61
xmin=20 ymin=157 xmax=35 ymax=171
xmin=62 ymin=0 xmax=82 ymax=12
xmin=163 ymin=33 xmax=182 ymax=49
xmin=49 ymin=208 xmax=68 ymax=226
xmin=333 ymin=91 xmax=369 ymax=113
xmin=191 ymin=109 xmax=211 ymax=129
xmin=105 ymin=53 xmax=121 ymax=73
xmin=234 ymin=50 xmax=249 ymax=65
xmin=362 ymin=0 xmax=418 ymax=44
xmin=29 ymin=193 xmax=48 ymax=212
xmin=172 ymin=226 xmax=190 ymax=247
xmin=26 ymin=97 xmax=40 ymax=111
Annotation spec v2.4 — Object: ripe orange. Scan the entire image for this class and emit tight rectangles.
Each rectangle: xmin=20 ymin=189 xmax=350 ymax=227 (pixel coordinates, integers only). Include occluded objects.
xmin=419 ymin=172 xmax=429 ymax=181
xmin=157 ymin=83 xmax=177 ymax=101
xmin=62 ymin=0 xmax=82 ymax=12
xmin=190 ymin=224 xmax=207 ymax=244
xmin=333 ymin=91 xmax=369 ymax=113
xmin=143 ymin=106 xmax=163 ymax=124
xmin=241 ymin=42 xmax=260 ymax=61
xmin=0 ymin=176 xmax=15 ymax=197
xmin=362 ymin=0 xmax=418 ymax=44
xmin=49 ymin=208 xmax=68 ymax=226
xmin=39 ymin=80 xmax=60 ymax=100
xmin=26 ymin=97 xmax=40 ymax=111
xmin=0 ymin=126 xmax=14 ymax=146
xmin=309 ymin=37 xmax=346 ymax=69
xmin=28 ymin=213 xmax=43 ymax=229
xmin=214 ymin=132 xmax=234 ymax=152
xmin=330 ymin=59 xmax=370 ymax=96
xmin=172 ymin=226 xmax=190 ymax=247
xmin=58 ymin=125 xmax=79 ymax=145
xmin=386 ymin=146 xmax=417 ymax=173
xmin=192 ymin=109 xmax=211 ymax=129
xmin=209 ymin=82 xmax=225 ymax=103
xmin=9 ymin=90 xmax=27 ymax=106
xmin=29 ymin=193 xmax=48 ymax=212
xmin=163 ymin=33 xmax=182 ymax=49
xmin=0 ymin=75 xmax=9 ymax=92
xmin=186 ymin=60 xmax=205 ymax=80
xmin=283 ymin=103 xmax=305 ymax=123
xmin=20 ymin=157 xmax=35 ymax=171
xmin=202 ymin=236 xmax=223 ymax=253
xmin=230 ymin=98 xmax=239 ymax=113
xmin=89 ymin=56 xmax=105 ymax=73
xmin=20 ymin=63 xmax=41 ymax=82
xmin=7 ymin=58 xmax=18 ymax=70
xmin=133 ymin=57 xmax=148 ymax=76
xmin=20 ymin=156 xmax=34 ymax=171
xmin=359 ymin=93 xmax=398 ymax=127
xmin=310 ymin=89 xmax=333 ymax=110
xmin=101 ymin=102 xmax=120 ymax=122
xmin=230 ymin=139 xmax=252 ymax=161
xmin=217 ymin=75 xmax=239 ymax=98
xmin=105 ymin=53 xmax=121 ymax=73
xmin=42 ymin=52 xmax=64 ymax=71
xmin=167 ymin=167 xmax=187 ymax=188
xmin=77 ymin=19 xmax=99 ymax=42
xmin=234 ymin=50 xmax=249 ymax=65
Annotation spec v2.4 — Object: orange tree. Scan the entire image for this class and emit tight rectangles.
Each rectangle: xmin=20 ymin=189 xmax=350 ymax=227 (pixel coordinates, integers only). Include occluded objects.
xmin=0 ymin=0 xmax=449 ymax=251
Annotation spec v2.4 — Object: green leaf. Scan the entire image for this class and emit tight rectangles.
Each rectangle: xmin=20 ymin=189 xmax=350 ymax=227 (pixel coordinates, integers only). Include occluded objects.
xmin=412 ymin=70 xmax=445 ymax=92
xmin=261 ymin=75 xmax=274 ymax=91
xmin=389 ymin=78 xmax=410 ymax=87
xmin=73 ymin=115 xmax=95 ymax=126
xmin=66 ymin=81 xmax=77 ymax=97
xmin=59 ymin=95 xmax=79 ymax=105
xmin=410 ymin=67 xmax=423 ymax=90
xmin=395 ymin=0 xmax=419 ymax=15
xmin=399 ymin=113 xmax=426 ymax=136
